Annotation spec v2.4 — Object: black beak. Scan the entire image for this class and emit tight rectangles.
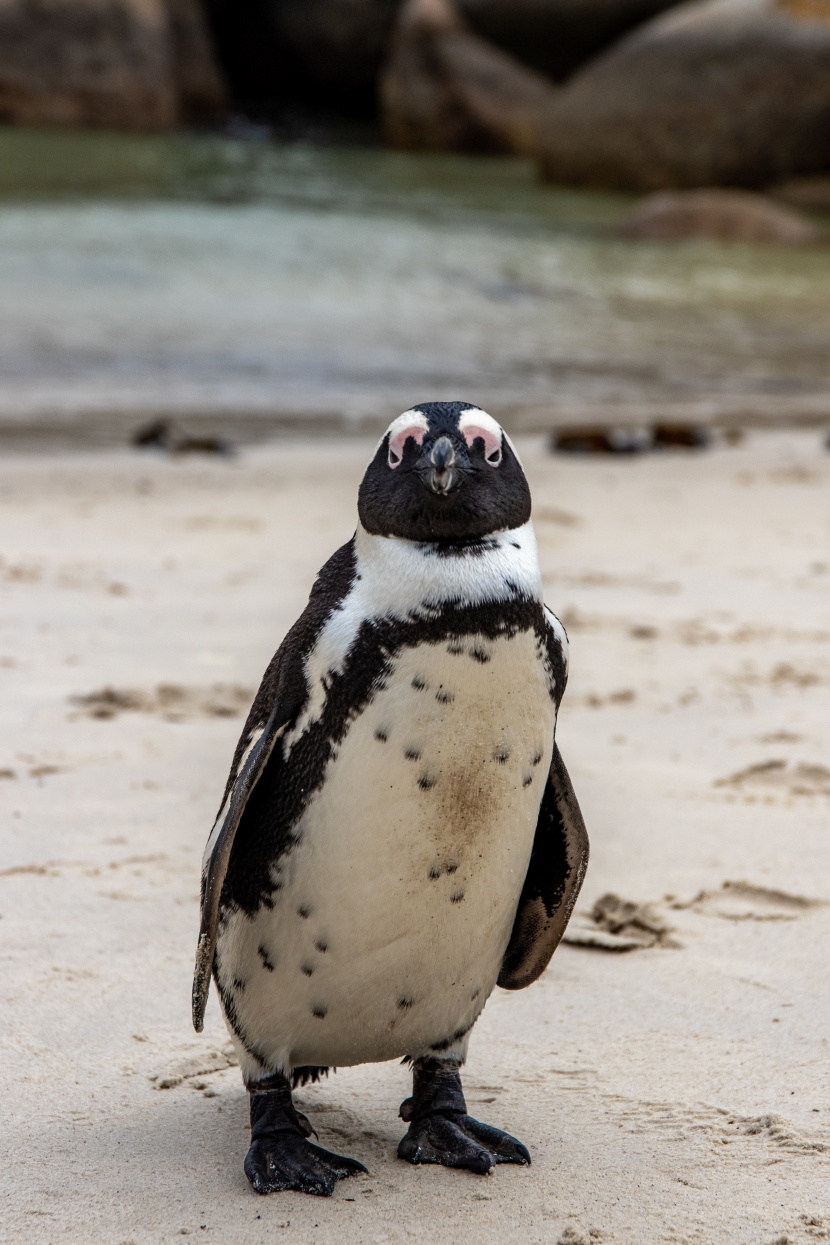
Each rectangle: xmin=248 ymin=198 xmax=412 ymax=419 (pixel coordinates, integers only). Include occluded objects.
xmin=419 ymin=435 xmax=463 ymax=495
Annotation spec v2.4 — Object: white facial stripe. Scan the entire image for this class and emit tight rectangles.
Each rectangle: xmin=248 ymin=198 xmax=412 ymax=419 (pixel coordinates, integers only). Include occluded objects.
xmin=458 ymin=407 xmax=523 ymax=467
xmin=458 ymin=409 xmax=501 ymax=438
xmin=376 ymin=409 xmax=430 ymax=467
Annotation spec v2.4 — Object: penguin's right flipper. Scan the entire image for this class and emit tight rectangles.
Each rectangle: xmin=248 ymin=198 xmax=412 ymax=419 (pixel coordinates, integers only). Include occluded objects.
xmin=497 ymin=743 xmax=589 ymax=990
xmin=192 ymin=695 xmax=290 ymax=1032
xmin=192 ymin=539 xmax=358 ymax=1033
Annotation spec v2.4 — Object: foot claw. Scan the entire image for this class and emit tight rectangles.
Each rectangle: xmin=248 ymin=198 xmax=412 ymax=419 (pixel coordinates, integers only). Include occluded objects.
xmin=245 ymin=1134 xmax=367 ymax=1197
xmin=397 ymin=1112 xmax=530 ymax=1174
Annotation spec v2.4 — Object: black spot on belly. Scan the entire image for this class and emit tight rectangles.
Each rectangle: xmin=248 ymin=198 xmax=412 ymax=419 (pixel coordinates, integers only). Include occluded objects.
xmin=298 ymin=904 xmax=311 ymax=919
xmin=418 ymin=773 xmax=436 ymax=791
xmin=470 ymin=646 xmax=491 ymax=664
xmin=301 ymin=964 xmax=314 ymax=977
xmin=374 ymin=728 xmax=388 ymax=743
xmin=522 ymin=773 xmax=533 ymax=788
xmin=397 ymin=996 xmax=415 ymax=1010
xmin=447 ymin=641 xmax=464 ymax=655
xmin=312 ymin=1004 xmax=328 ymax=1019
xmin=258 ymin=944 xmax=275 ymax=972
xmin=428 ymin=860 xmax=459 ymax=879
xmin=404 ymin=748 xmax=421 ymax=762
xmin=450 ymin=890 xmax=465 ymax=904
xmin=315 ymin=939 xmax=328 ymax=954
xmin=531 ymin=749 xmax=543 ymax=767
xmin=471 ymin=987 xmax=481 ymax=1000
xmin=511 ymin=542 xmax=521 ymax=550
xmin=412 ymin=676 xmax=428 ymax=691
xmin=233 ymin=977 xmax=247 ymax=992
xmin=435 ymin=687 xmax=455 ymax=704
xmin=493 ymin=745 xmax=510 ymax=764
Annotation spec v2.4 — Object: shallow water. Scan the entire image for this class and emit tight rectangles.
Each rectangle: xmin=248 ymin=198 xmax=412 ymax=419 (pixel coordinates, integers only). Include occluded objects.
xmin=1 ymin=129 xmax=829 ymax=439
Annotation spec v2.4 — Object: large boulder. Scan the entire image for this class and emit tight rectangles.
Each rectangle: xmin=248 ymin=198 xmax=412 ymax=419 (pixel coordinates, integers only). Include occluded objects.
xmin=167 ymin=0 xmax=227 ymax=124
xmin=538 ymin=0 xmax=830 ymax=190
xmin=619 ymin=188 xmax=823 ymax=242
xmin=381 ymin=0 xmax=557 ymax=153
xmin=457 ymin=0 xmax=685 ymax=81
xmin=0 ymin=0 xmax=225 ymax=131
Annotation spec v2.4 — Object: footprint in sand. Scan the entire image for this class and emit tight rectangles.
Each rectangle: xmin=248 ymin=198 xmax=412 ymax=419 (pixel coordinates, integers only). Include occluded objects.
xmin=69 ymin=683 xmax=253 ymax=722
xmin=149 ymin=1043 xmax=238 ymax=1091
xmin=714 ymin=760 xmax=830 ymax=799
xmin=563 ymin=893 xmax=679 ymax=952
xmin=670 ymin=880 xmax=825 ymax=923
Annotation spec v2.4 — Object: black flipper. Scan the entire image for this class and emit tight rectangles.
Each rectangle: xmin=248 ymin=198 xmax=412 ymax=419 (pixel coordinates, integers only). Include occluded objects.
xmin=498 ymin=743 xmax=589 ymax=990
xmin=192 ymin=538 xmax=358 ymax=1032
xmin=192 ymin=697 xmax=290 ymax=1032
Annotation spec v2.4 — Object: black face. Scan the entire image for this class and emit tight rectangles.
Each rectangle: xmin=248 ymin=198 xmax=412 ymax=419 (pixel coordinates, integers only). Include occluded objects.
xmin=358 ymin=401 xmax=531 ymax=542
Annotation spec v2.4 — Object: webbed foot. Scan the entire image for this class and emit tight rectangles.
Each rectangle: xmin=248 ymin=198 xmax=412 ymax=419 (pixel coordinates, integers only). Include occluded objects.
xmin=245 ymin=1075 xmax=367 ymax=1197
xmin=397 ymin=1058 xmax=530 ymax=1175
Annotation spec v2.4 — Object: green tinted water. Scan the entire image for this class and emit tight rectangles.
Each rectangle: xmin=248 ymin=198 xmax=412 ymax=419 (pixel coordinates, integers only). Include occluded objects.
xmin=1 ymin=128 xmax=828 ymax=435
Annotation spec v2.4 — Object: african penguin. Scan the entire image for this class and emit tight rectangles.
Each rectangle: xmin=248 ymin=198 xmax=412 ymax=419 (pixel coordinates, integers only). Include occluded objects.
xmin=193 ymin=401 xmax=589 ymax=1196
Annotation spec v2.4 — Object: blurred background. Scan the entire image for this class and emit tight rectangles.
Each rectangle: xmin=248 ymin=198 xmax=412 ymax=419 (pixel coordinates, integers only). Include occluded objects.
xmin=1 ymin=0 xmax=830 ymax=448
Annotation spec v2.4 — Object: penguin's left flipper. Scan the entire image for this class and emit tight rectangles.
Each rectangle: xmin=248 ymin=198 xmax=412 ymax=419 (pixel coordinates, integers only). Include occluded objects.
xmin=497 ymin=743 xmax=589 ymax=990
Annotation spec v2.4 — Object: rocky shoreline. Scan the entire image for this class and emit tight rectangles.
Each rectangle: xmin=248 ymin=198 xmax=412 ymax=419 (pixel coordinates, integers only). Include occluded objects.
xmin=2 ymin=0 xmax=830 ymax=191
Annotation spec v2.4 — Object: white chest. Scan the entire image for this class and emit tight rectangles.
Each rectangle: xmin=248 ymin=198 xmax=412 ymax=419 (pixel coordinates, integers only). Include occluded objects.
xmin=218 ymin=624 xmax=556 ymax=1075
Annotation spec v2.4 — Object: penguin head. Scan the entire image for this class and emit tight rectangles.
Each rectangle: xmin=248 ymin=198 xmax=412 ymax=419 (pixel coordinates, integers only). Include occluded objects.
xmin=358 ymin=402 xmax=531 ymax=542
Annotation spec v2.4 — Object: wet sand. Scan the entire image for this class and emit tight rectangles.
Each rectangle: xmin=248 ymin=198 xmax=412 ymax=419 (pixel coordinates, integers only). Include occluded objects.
xmin=1 ymin=431 xmax=829 ymax=1244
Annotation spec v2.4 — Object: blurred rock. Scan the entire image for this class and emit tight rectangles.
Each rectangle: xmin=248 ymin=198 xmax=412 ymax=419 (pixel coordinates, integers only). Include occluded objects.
xmin=652 ymin=421 xmax=711 ymax=448
xmin=550 ymin=426 xmax=652 ymax=454
xmin=381 ymin=0 xmax=557 ymax=153
xmin=457 ymin=0 xmax=685 ymax=82
xmin=167 ymin=0 xmax=227 ymax=124
xmin=131 ymin=417 xmax=232 ymax=454
xmin=538 ymin=0 xmax=830 ymax=190
xmin=0 ymin=0 xmax=225 ymax=131
xmin=772 ymin=176 xmax=830 ymax=212
xmin=620 ymin=190 xmax=823 ymax=243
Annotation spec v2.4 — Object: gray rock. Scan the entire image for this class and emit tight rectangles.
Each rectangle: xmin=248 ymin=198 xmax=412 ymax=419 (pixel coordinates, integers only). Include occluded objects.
xmin=167 ymin=0 xmax=227 ymax=125
xmin=771 ymin=176 xmax=830 ymax=213
xmin=538 ymin=0 xmax=830 ymax=190
xmin=619 ymin=189 xmax=823 ymax=242
xmin=0 ymin=0 xmax=225 ymax=131
xmin=457 ymin=0 xmax=685 ymax=81
xmin=381 ymin=0 xmax=557 ymax=153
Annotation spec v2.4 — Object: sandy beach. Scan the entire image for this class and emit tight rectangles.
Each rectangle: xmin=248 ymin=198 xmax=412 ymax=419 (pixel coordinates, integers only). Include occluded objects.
xmin=1 ymin=429 xmax=828 ymax=1244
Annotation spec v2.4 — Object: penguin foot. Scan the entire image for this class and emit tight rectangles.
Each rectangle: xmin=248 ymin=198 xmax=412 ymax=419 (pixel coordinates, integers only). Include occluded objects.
xmin=245 ymin=1134 xmax=367 ymax=1197
xmin=245 ymin=1074 xmax=367 ymax=1197
xmin=397 ymin=1057 xmax=530 ymax=1175
xmin=397 ymin=1111 xmax=530 ymax=1174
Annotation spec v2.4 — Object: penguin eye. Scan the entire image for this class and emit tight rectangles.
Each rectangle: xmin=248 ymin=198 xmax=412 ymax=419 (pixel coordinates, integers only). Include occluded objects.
xmin=387 ymin=424 xmax=424 ymax=469
xmin=462 ymin=424 xmax=503 ymax=467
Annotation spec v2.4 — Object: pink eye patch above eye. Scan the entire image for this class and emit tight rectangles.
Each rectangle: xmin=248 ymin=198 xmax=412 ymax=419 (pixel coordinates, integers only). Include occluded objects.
xmin=462 ymin=425 xmax=502 ymax=463
xmin=388 ymin=424 xmax=426 ymax=466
